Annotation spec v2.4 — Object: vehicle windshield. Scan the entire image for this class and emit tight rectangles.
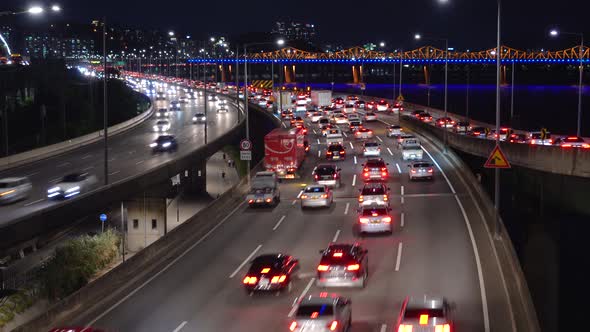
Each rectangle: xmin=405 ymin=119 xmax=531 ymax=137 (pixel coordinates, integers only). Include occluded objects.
xmin=250 ymin=256 xmax=283 ymax=271
xmin=404 ymin=308 xmax=445 ymax=318
xmin=315 ymin=167 xmax=336 ymax=175
xmin=328 ymin=145 xmax=343 ymax=152
xmin=156 ymin=121 xmax=168 ymax=125
xmin=413 ymin=163 xmax=431 ymax=168
xmin=365 ymin=142 xmax=378 ymax=148
xmin=361 ymin=208 xmax=388 ymax=216
xmin=305 ymin=186 xmax=326 ymax=193
xmin=350 ymin=121 xmax=361 ymax=126
xmin=361 ymin=186 xmax=385 ymax=195
xmin=296 ymin=304 xmax=334 ymax=317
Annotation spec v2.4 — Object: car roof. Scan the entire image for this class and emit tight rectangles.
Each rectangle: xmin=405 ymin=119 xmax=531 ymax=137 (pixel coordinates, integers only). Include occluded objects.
xmin=406 ymin=296 xmax=446 ymax=310
xmin=251 ymin=253 xmax=286 ymax=264
xmin=300 ymin=295 xmax=339 ymax=306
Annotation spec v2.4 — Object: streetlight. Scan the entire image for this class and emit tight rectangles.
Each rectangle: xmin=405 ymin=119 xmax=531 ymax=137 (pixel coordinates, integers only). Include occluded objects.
xmin=28 ymin=6 xmax=44 ymax=14
xmin=549 ymin=28 xmax=584 ymax=136
xmin=50 ymin=5 xmax=61 ymax=12
xmin=379 ymin=41 xmax=385 ymax=48
xmin=243 ymin=39 xmax=285 ymax=184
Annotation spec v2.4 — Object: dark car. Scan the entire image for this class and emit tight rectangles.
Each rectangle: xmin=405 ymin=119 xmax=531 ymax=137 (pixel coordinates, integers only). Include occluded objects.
xmin=468 ymin=126 xmax=488 ymax=138
xmin=242 ymin=254 xmax=299 ymax=294
xmin=316 ymin=243 xmax=369 ymax=288
xmin=349 ymin=121 xmax=362 ymax=132
xmin=411 ymin=109 xmax=426 ymax=118
xmin=150 ymin=135 xmax=178 ymax=153
xmin=362 ymin=158 xmax=389 ymax=181
xmin=313 ymin=164 xmax=342 ymax=188
xmin=326 ymin=144 xmax=346 ymax=161
xmin=508 ymin=133 xmax=527 ymax=143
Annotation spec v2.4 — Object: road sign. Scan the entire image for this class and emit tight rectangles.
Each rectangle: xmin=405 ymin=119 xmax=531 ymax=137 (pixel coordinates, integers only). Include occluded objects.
xmin=396 ymin=94 xmax=404 ymax=102
xmin=240 ymin=139 xmax=252 ymax=151
xmin=359 ymin=83 xmax=366 ymax=91
xmin=240 ymin=150 xmax=252 ymax=161
xmin=99 ymin=214 xmax=107 ymax=222
xmin=484 ymin=145 xmax=511 ymax=168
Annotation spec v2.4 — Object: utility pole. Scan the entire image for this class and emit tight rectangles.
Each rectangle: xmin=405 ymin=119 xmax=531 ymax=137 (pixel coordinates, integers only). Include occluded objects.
xmin=103 ymin=17 xmax=109 ymax=186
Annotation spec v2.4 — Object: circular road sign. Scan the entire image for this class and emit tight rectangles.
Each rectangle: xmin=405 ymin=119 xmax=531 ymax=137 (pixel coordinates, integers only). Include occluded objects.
xmin=240 ymin=139 xmax=252 ymax=151
xmin=99 ymin=213 xmax=107 ymax=222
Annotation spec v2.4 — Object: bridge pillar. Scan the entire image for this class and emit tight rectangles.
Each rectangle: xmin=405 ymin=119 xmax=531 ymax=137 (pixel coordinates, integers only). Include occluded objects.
xmin=284 ymin=65 xmax=294 ymax=83
xmin=423 ymin=65 xmax=430 ymax=85
xmin=352 ymin=66 xmax=360 ymax=84
xmin=220 ymin=64 xmax=226 ymax=82
xmin=124 ymin=196 xmax=167 ymax=252
xmin=501 ymin=65 xmax=507 ymax=85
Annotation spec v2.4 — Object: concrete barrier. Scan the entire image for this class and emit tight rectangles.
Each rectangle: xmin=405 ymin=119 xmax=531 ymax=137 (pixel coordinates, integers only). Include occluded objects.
xmin=0 ymin=100 xmax=153 ymax=172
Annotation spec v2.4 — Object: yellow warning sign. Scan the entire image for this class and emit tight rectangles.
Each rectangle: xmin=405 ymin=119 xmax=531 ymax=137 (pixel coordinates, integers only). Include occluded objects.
xmin=484 ymin=145 xmax=511 ymax=169
xmin=397 ymin=94 xmax=404 ymax=101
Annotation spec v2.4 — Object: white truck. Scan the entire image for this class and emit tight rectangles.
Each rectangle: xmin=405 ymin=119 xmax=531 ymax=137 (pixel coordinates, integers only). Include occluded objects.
xmin=274 ymin=91 xmax=292 ymax=109
xmin=311 ymin=90 xmax=332 ymax=107
xmin=400 ymin=136 xmax=423 ymax=161
xmin=246 ymin=171 xmax=281 ymax=207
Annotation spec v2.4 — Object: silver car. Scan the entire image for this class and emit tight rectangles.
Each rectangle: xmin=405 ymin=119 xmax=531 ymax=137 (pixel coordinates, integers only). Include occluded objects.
xmin=358 ymin=205 xmax=393 ymax=234
xmin=47 ymin=173 xmax=98 ymax=199
xmin=316 ymin=242 xmax=368 ymax=288
xmin=362 ymin=142 xmax=381 ymax=157
xmin=192 ymin=113 xmax=206 ymax=123
xmin=397 ymin=297 xmax=453 ymax=332
xmin=216 ymin=107 xmax=229 ymax=113
xmin=364 ymin=111 xmax=377 ymax=122
xmin=155 ymin=108 xmax=169 ymax=117
xmin=301 ymin=185 xmax=333 ymax=209
xmin=408 ymin=161 xmax=434 ymax=180
xmin=386 ymin=125 xmax=403 ymax=137
xmin=153 ymin=119 xmax=171 ymax=132
xmin=0 ymin=177 xmax=32 ymax=204
xmin=289 ymin=294 xmax=352 ymax=332
xmin=358 ymin=182 xmax=390 ymax=207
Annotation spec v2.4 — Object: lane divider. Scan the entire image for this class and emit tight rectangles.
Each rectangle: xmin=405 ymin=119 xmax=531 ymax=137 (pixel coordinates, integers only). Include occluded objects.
xmin=318 ymin=150 xmax=321 ymax=158
xmin=344 ymin=202 xmax=350 ymax=215
xmin=400 ymin=186 xmax=405 ymax=204
xmin=172 ymin=321 xmax=188 ymax=332
xmin=387 ymin=148 xmax=393 ymax=156
xmin=354 ymin=156 xmax=357 ymax=165
xmin=349 ymin=142 xmax=354 ymax=149
xmin=332 ymin=229 xmax=341 ymax=242
xmin=396 ymin=163 xmax=402 ymax=174
xmin=292 ymin=199 xmax=297 ymax=205
xmin=395 ymin=242 xmax=403 ymax=271
xmin=380 ymin=324 xmax=387 ymax=332
xmin=376 ymin=136 xmax=383 ymax=142
xmin=229 ymin=244 xmax=262 ymax=278
xmin=352 ymin=174 xmax=357 ymax=187
xmin=297 ymin=190 xmax=304 ymax=199
xmin=401 ymin=212 xmax=405 ymax=228
xmin=273 ymin=216 xmax=286 ymax=231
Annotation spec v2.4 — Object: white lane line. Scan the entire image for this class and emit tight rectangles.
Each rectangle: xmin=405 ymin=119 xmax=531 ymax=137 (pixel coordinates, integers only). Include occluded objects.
xmin=82 ymin=166 xmax=95 ymax=171
xmin=352 ymin=174 xmax=357 ymax=187
xmin=24 ymin=198 xmax=44 ymax=207
xmin=353 ymin=156 xmax=357 ymax=164
xmin=395 ymin=242 xmax=403 ymax=271
xmin=344 ymin=203 xmax=350 ymax=215
xmin=421 ymin=145 xmax=490 ymax=331
xmin=24 ymin=171 xmax=39 ymax=177
xmin=297 ymin=190 xmax=304 ymax=199
xmin=172 ymin=321 xmax=188 ymax=332
xmin=229 ymin=244 xmax=263 ymax=278
xmin=273 ymin=216 xmax=286 ymax=231
xmin=332 ymin=229 xmax=341 ymax=242
xmin=49 ymin=177 xmax=61 ymax=183
xmin=396 ymin=163 xmax=402 ymax=174
xmin=313 ymin=129 xmax=318 ymax=134
xmin=84 ymin=201 xmax=246 ymax=328
xmin=342 ymin=131 xmax=348 ymax=137
xmin=56 ymin=162 xmax=70 ymax=168
xmin=380 ymin=324 xmax=388 ymax=332
xmin=387 ymin=148 xmax=393 ymax=156
xmin=288 ymin=278 xmax=316 ymax=317
xmin=401 ymin=212 xmax=405 ymax=227
xmin=400 ymin=185 xmax=405 ymax=204
xmin=109 ymin=171 xmax=120 ymax=176
xmin=136 ymin=160 xmax=145 ymax=165
xmin=82 ymin=154 xmax=92 ymax=160
xmin=317 ymin=138 xmax=321 ymax=144
xmin=318 ymin=150 xmax=321 ymax=158
xmin=376 ymin=136 xmax=383 ymax=142
xmin=292 ymin=199 xmax=297 ymax=205
xmin=282 ymin=122 xmax=287 ymax=128
xmin=349 ymin=142 xmax=354 ymax=149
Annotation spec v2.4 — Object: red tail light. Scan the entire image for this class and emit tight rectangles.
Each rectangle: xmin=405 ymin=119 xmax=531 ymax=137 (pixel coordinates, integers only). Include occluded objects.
xmin=530 ymin=139 xmax=536 ymax=145
xmin=317 ymin=265 xmax=330 ymax=271
xmin=381 ymin=167 xmax=387 ymax=171
xmin=314 ymin=174 xmax=319 ymax=180
xmin=243 ymin=276 xmax=257 ymax=284
xmin=364 ymin=168 xmax=369 ymax=172
xmin=562 ymin=144 xmax=573 ymax=148
xmin=382 ymin=216 xmax=392 ymax=223
xmin=359 ymin=217 xmax=369 ymax=224
xmin=327 ymin=151 xmax=333 ymax=155
xmin=328 ymin=320 xmax=338 ymax=331
xmin=582 ymin=144 xmax=590 ymax=148
xmin=358 ymin=195 xmax=364 ymax=202
xmin=248 ymin=199 xmax=254 ymax=203
xmin=428 ymin=168 xmax=434 ymax=173
xmin=368 ymin=130 xmax=373 ymax=134
xmin=339 ymin=151 xmax=345 ymax=154
xmin=333 ymin=174 xmax=338 ymax=179
xmin=347 ymin=264 xmax=360 ymax=271
xmin=364 ymin=172 xmax=370 ymax=177
xmin=300 ymin=194 xmax=308 ymax=199
xmin=383 ymin=195 xmax=388 ymax=201
xmin=410 ymin=169 xmax=417 ymax=174
xmin=381 ymin=172 xmax=387 ymax=177
xmin=321 ymin=194 xmax=328 ymax=199
xmin=434 ymin=324 xmax=451 ymax=332
xmin=289 ymin=321 xmax=298 ymax=331
xmin=270 ymin=275 xmax=287 ymax=283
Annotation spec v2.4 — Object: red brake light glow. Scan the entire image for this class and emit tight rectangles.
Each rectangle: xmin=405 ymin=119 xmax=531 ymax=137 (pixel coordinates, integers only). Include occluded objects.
xmin=261 ymin=268 xmax=270 ymax=274
xmin=289 ymin=321 xmax=297 ymax=331
xmin=311 ymin=312 xmax=319 ymax=319
xmin=359 ymin=217 xmax=369 ymax=224
xmin=329 ymin=321 xmax=338 ymax=331
xmin=419 ymin=314 xmax=429 ymax=325
xmin=383 ymin=216 xmax=392 ymax=223
xmin=333 ymin=252 xmax=343 ymax=257
xmin=347 ymin=264 xmax=360 ymax=271
xmin=317 ymin=264 xmax=330 ymax=271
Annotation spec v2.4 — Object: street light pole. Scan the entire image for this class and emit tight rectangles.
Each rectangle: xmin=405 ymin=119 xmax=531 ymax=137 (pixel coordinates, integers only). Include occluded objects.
xmin=243 ymin=44 xmax=250 ymax=185
xmin=577 ymin=34 xmax=584 ymax=137
xmin=444 ymin=38 xmax=449 ymax=153
xmin=510 ymin=60 xmax=515 ymax=123
xmin=398 ymin=49 xmax=403 ymax=124
xmin=103 ymin=17 xmax=109 ymax=186
xmin=494 ymin=0 xmax=502 ymax=237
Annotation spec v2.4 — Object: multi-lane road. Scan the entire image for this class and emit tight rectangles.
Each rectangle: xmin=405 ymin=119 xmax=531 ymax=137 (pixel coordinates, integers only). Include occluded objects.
xmin=71 ymin=107 xmax=515 ymax=331
xmin=0 ymin=83 xmax=239 ymax=226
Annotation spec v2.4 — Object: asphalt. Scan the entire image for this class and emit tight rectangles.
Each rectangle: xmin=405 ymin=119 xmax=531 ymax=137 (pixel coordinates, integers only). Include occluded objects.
xmin=0 ymin=84 xmax=240 ymax=226
xmin=67 ymin=107 xmax=516 ymax=332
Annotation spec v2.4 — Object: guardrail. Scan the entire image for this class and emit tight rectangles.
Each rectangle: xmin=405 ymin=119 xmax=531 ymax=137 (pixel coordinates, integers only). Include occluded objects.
xmin=0 ymin=98 xmax=153 ymax=172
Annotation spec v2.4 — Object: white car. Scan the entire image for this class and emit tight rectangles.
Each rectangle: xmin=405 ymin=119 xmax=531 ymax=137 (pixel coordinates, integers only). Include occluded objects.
xmin=0 ymin=177 xmax=32 ymax=204
xmin=155 ymin=108 xmax=169 ymax=117
xmin=354 ymin=128 xmax=374 ymax=139
xmin=192 ymin=113 xmax=206 ymax=123
xmin=258 ymin=98 xmax=268 ymax=107
xmin=347 ymin=114 xmax=361 ymax=123
xmin=310 ymin=112 xmax=323 ymax=123
xmin=363 ymin=141 xmax=381 ymax=157
xmin=332 ymin=114 xmax=349 ymax=125
xmin=47 ymin=173 xmax=98 ymax=199
xmin=326 ymin=128 xmax=344 ymax=145
xmin=364 ymin=111 xmax=377 ymax=122
xmin=376 ymin=100 xmax=389 ymax=112
xmin=153 ymin=120 xmax=171 ymax=132
xmin=386 ymin=125 xmax=403 ymax=137
xmin=217 ymin=107 xmax=229 ymax=113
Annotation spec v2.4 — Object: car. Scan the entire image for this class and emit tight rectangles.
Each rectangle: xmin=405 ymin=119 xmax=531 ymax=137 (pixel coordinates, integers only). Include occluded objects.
xmin=364 ymin=111 xmax=377 ymax=122
xmin=291 ymin=116 xmax=304 ymax=127
xmin=155 ymin=108 xmax=169 ymax=117
xmin=288 ymin=293 xmax=352 ymax=332
xmin=155 ymin=93 xmax=166 ymax=101
xmin=153 ymin=119 xmax=171 ymax=132
xmin=179 ymin=96 xmax=188 ymax=103
xmin=316 ymin=242 xmax=368 ymax=288
xmin=310 ymin=112 xmax=324 ymax=123
xmin=331 ymin=114 xmax=349 ymax=125
xmin=322 ymin=106 xmax=335 ymax=117
xmin=436 ymin=117 xmax=455 ymax=128
xmin=489 ymin=127 xmax=511 ymax=141
xmin=391 ymin=102 xmax=404 ymax=113
xmin=527 ymin=131 xmax=553 ymax=145
xmin=411 ymin=109 xmax=426 ymax=118
xmin=0 ymin=177 xmax=32 ymax=204
xmin=468 ymin=126 xmax=488 ymax=138
xmin=346 ymin=95 xmax=358 ymax=102
xmin=326 ymin=128 xmax=344 ymax=145
xmin=358 ymin=182 xmax=390 ymax=207
xmin=326 ymin=143 xmax=346 ymax=161
xmin=207 ymin=94 xmax=219 ymax=101
xmin=320 ymin=124 xmax=333 ymax=136
xmin=217 ymin=106 xmax=229 ymax=113
xmin=312 ymin=164 xmax=342 ymax=188
xmin=295 ymin=124 xmax=308 ymax=135
xmin=47 ymin=173 xmax=98 ymax=199
xmin=508 ymin=133 xmax=527 ymax=143
xmin=346 ymin=114 xmax=361 ymax=123
xmin=170 ymin=101 xmax=180 ymax=110
xmin=246 ymin=185 xmax=280 ymax=207
xmin=376 ymin=99 xmax=389 ymax=112
xmin=301 ymin=185 xmax=334 ymax=208
xmin=343 ymin=103 xmax=355 ymax=114
xmin=408 ymin=161 xmax=434 ymax=180
xmin=281 ymin=109 xmax=293 ymax=119
xmin=354 ymin=100 xmax=366 ymax=109
xmin=362 ymin=158 xmax=389 ymax=181
xmin=354 ymin=127 xmax=374 ymax=139
xmin=192 ymin=113 xmax=206 ymax=123
xmin=349 ymin=121 xmax=362 ymax=132
xmin=332 ymin=97 xmax=345 ymax=108
xmin=358 ymin=205 xmax=393 ymax=234
xmin=150 ymin=135 xmax=178 ymax=153
xmin=257 ymin=98 xmax=268 ymax=107
xmin=554 ymin=136 xmax=590 ymax=148
xmin=396 ymin=297 xmax=453 ymax=332
xmin=366 ymin=101 xmax=376 ymax=110
xmin=386 ymin=125 xmax=403 ymax=138
xmin=419 ymin=113 xmax=433 ymax=123
xmin=363 ymin=141 xmax=381 ymax=157
xmin=242 ymin=254 xmax=299 ymax=294
xmin=49 ymin=328 xmax=106 ymax=332
xmin=453 ymin=121 xmax=470 ymax=134
xmin=217 ymin=99 xmax=228 ymax=107
xmin=318 ymin=117 xmax=331 ymax=129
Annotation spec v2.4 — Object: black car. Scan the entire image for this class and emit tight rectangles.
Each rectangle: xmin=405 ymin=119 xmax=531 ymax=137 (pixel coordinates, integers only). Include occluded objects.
xmin=312 ymin=164 xmax=342 ymax=188
xmin=326 ymin=144 xmax=346 ymax=161
xmin=316 ymin=243 xmax=369 ymax=288
xmin=150 ymin=135 xmax=178 ymax=153
xmin=242 ymin=254 xmax=299 ymax=294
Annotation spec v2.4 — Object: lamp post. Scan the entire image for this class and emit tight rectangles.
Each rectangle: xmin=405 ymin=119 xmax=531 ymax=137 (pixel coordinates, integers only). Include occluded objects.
xmin=549 ymin=28 xmax=585 ymax=137
xmin=398 ymin=48 xmax=403 ymax=124
xmin=243 ymin=39 xmax=284 ymax=184
xmin=103 ymin=17 xmax=109 ymax=185
xmin=414 ymin=33 xmax=449 ymax=151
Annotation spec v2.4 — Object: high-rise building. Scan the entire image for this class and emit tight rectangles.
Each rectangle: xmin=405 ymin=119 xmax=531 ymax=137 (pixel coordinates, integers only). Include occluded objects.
xmin=273 ymin=22 xmax=316 ymax=42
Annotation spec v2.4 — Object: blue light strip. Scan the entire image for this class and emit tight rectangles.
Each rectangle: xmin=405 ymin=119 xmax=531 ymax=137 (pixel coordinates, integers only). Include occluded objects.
xmin=187 ymin=58 xmax=589 ymax=64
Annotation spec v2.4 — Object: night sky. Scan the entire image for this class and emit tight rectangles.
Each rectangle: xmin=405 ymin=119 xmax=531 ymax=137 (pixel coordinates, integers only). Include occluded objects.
xmin=3 ymin=0 xmax=589 ymax=50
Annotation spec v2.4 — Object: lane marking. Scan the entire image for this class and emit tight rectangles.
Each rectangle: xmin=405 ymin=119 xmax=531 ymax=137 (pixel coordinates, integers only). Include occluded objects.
xmin=282 ymin=122 xmax=287 ymax=128
xmin=318 ymin=150 xmax=321 ymax=158
xmin=56 ymin=162 xmax=70 ymax=168
xmin=172 ymin=321 xmax=188 ymax=332
xmin=25 ymin=171 xmax=39 ymax=177
xmin=82 ymin=154 xmax=92 ymax=160
xmin=421 ymin=146 xmax=456 ymax=194
xmin=387 ymin=148 xmax=393 ymax=156
xmin=380 ymin=324 xmax=387 ymax=332
xmin=332 ymin=229 xmax=341 ymax=242
xmin=24 ymin=198 xmax=44 ymax=207
xmin=136 ymin=160 xmax=145 ymax=165
xmin=317 ymin=138 xmax=321 ymax=144
xmin=395 ymin=242 xmax=403 ymax=271
xmin=84 ymin=201 xmax=246 ymax=328
xmin=344 ymin=203 xmax=350 ymax=215
xmin=288 ymin=278 xmax=316 ymax=317
xmin=400 ymin=186 xmax=405 ymax=204
xmin=82 ymin=166 xmax=95 ymax=171
xmin=342 ymin=131 xmax=348 ymax=137
xmin=297 ymin=190 xmax=304 ymax=199
xmin=229 ymin=244 xmax=263 ymax=278
xmin=353 ymin=156 xmax=357 ymax=165
xmin=349 ymin=142 xmax=354 ymax=149
xmin=376 ymin=136 xmax=383 ymax=142
xmin=273 ymin=216 xmax=286 ymax=231
xmin=352 ymin=174 xmax=357 ymax=187
xmin=401 ymin=212 xmax=405 ymax=227
xmin=313 ymin=129 xmax=317 ymax=134
xmin=396 ymin=163 xmax=402 ymax=174
xmin=292 ymin=199 xmax=297 ymax=205
xmin=109 ymin=171 xmax=120 ymax=176
xmin=49 ymin=177 xmax=61 ymax=183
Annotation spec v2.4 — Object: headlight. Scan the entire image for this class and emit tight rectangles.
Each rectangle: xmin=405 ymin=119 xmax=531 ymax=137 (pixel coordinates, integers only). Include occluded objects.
xmin=149 ymin=143 xmax=158 ymax=147
xmin=65 ymin=186 xmax=80 ymax=193
xmin=162 ymin=142 xmax=172 ymax=148
xmin=201 ymin=117 xmax=206 ymax=121
xmin=192 ymin=117 xmax=197 ymax=121
xmin=47 ymin=187 xmax=61 ymax=193
xmin=164 ymin=112 xmax=169 ymax=116
xmin=153 ymin=126 xmax=159 ymax=131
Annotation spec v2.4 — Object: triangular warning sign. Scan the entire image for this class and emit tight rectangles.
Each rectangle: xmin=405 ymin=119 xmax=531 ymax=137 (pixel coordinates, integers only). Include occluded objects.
xmin=397 ymin=94 xmax=405 ymax=101
xmin=484 ymin=145 xmax=511 ymax=169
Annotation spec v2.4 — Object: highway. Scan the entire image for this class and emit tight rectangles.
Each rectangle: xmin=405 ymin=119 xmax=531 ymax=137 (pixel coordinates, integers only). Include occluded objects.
xmin=0 ymin=82 xmax=240 ymax=226
xmin=71 ymin=108 xmax=515 ymax=332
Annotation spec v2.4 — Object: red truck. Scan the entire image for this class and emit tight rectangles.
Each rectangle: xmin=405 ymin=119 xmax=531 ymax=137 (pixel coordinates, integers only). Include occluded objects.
xmin=264 ymin=127 xmax=306 ymax=179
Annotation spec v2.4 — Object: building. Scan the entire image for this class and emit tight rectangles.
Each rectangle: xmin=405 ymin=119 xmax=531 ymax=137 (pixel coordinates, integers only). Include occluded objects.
xmin=273 ymin=22 xmax=316 ymax=42
xmin=23 ymin=23 xmax=96 ymax=59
